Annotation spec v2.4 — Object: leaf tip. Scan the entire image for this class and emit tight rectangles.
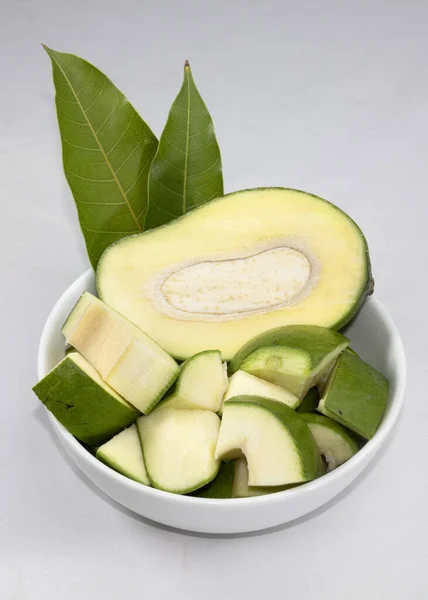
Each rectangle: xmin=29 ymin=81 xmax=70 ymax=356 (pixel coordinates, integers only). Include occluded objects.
xmin=42 ymin=43 xmax=53 ymax=56
xmin=184 ymin=59 xmax=190 ymax=70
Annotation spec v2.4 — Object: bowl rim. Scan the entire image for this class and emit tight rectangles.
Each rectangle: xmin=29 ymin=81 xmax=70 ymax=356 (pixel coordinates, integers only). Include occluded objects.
xmin=38 ymin=268 xmax=407 ymax=507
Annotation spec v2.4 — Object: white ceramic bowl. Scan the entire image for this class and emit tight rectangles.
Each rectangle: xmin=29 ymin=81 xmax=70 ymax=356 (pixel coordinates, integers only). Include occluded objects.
xmin=37 ymin=269 xmax=406 ymax=534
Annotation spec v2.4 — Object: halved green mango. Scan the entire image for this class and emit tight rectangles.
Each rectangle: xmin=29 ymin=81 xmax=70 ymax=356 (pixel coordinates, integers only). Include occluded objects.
xmin=97 ymin=188 xmax=371 ymax=360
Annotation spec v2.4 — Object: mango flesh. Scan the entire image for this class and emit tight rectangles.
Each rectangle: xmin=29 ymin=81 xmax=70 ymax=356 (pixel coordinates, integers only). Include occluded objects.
xmin=215 ymin=396 xmax=323 ymax=486
xmin=221 ymin=370 xmax=300 ymax=414
xmin=97 ymin=188 xmax=371 ymax=360
xmin=62 ymin=292 xmax=179 ymax=413
xmin=301 ymin=413 xmax=359 ymax=471
xmin=137 ymin=408 xmax=221 ymax=494
xmin=96 ymin=424 xmax=150 ymax=485
xmin=157 ymin=350 xmax=228 ymax=412
xmin=232 ymin=457 xmax=295 ymax=498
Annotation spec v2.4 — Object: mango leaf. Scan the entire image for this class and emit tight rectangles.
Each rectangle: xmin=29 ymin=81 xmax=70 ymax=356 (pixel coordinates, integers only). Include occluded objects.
xmin=145 ymin=61 xmax=223 ymax=230
xmin=44 ymin=46 xmax=158 ymax=268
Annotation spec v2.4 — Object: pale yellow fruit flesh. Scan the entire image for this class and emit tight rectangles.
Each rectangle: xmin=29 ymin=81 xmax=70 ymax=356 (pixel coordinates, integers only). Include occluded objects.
xmin=137 ymin=409 xmax=221 ymax=494
xmin=221 ymin=370 xmax=300 ymax=414
xmin=215 ymin=404 xmax=303 ymax=486
xmin=232 ymin=457 xmax=272 ymax=498
xmin=96 ymin=424 xmax=150 ymax=485
xmin=62 ymin=292 xmax=179 ymax=413
xmin=232 ymin=457 xmax=293 ymax=498
xmin=70 ymin=352 xmax=132 ymax=408
xmin=157 ymin=351 xmax=228 ymax=412
xmin=307 ymin=423 xmax=356 ymax=471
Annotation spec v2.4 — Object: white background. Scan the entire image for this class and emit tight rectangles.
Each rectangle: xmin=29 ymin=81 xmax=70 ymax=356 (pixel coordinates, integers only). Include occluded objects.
xmin=1 ymin=1 xmax=426 ymax=598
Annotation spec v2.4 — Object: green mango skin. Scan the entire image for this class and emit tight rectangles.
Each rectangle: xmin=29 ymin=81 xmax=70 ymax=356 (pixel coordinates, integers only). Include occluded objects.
xmin=33 ymin=356 xmax=140 ymax=446
xmin=297 ymin=388 xmax=320 ymax=413
xmin=226 ymin=396 xmax=324 ymax=481
xmin=320 ymin=351 xmax=388 ymax=440
xmin=229 ymin=325 xmax=349 ymax=375
xmin=191 ymin=462 xmax=235 ymax=498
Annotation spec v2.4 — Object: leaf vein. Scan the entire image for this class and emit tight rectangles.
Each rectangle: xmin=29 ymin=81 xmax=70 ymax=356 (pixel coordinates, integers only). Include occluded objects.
xmin=157 ymin=151 xmax=183 ymax=172
xmin=77 ymin=200 xmax=126 ymax=206
xmin=56 ymin=95 xmax=78 ymax=105
xmin=187 ymin=139 xmax=216 ymax=156
xmin=152 ymin=174 xmax=183 ymax=197
xmin=187 ymin=175 xmax=221 ymax=194
xmin=84 ymin=80 xmax=107 ymax=112
xmin=58 ymin=113 xmax=89 ymax=127
xmin=65 ymin=166 xmax=115 ymax=183
xmin=172 ymin=109 xmax=208 ymax=125
xmin=124 ymin=153 xmax=153 ymax=194
xmin=81 ymin=223 xmax=139 ymax=234
xmin=163 ymin=135 xmax=185 ymax=154
xmin=188 ymin=122 xmax=212 ymax=139
xmin=192 ymin=180 xmax=223 ymax=206
xmin=182 ymin=74 xmax=191 ymax=213
xmin=151 ymin=203 xmax=178 ymax=218
xmin=75 ymin=72 xmax=93 ymax=97
xmin=63 ymin=58 xmax=76 ymax=76
xmin=115 ymin=138 xmax=144 ymax=174
xmin=106 ymin=113 xmax=134 ymax=155
xmin=94 ymin=92 xmax=120 ymax=134
xmin=187 ymin=156 xmax=220 ymax=180
xmin=63 ymin=138 xmax=101 ymax=152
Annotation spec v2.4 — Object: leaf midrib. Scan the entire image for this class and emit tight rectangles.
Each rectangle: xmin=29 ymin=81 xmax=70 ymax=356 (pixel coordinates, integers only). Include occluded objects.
xmin=47 ymin=49 xmax=142 ymax=232
xmin=182 ymin=66 xmax=191 ymax=214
